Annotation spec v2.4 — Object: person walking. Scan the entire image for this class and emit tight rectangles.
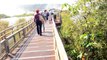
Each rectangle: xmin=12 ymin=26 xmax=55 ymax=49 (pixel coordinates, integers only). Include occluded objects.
xmin=34 ymin=9 xmax=44 ymax=36
xmin=41 ymin=11 xmax=46 ymax=32
xmin=43 ymin=10 xmax=49 ymax=21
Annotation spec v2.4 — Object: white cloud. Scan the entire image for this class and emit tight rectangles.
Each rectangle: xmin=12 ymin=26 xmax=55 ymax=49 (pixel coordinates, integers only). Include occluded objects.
xmin=0 ymin=0 xmax=77 ymax=5
xmin=0 ymin=0 xmax=77 ymax=16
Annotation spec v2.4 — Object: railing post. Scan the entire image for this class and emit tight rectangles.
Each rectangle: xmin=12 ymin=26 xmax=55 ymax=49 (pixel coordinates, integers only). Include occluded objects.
xmin=12 ymin=27 xmax=14 ymax=34
xmin=31 ymin=23 xmax=33 ymax=29
xmin=1 ymin=33 xmax=3 ymax=40
xmin=4 ymin=39 xmax=10 ymax=54
xmin=0 ymin=42 xmax=1 ymax=54
xmin=23 ymin=28 xmax=26 ymax=38
xmin=13 ymin=35 xmax=16 ymax=43
xmin=3 ymin=31 xmax=6 ymax=40
xmin=19 ymin=32 xmax=21 ymax=38
xmin=4 ymin=38 xmax=14 ymax=58
xmin=3 ymin=32 xmax=10 ymax=54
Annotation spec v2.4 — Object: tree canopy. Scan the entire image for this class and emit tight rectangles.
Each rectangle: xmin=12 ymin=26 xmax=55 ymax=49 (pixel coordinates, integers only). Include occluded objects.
xmin=60 ymin=0 xmax=107 ymax=60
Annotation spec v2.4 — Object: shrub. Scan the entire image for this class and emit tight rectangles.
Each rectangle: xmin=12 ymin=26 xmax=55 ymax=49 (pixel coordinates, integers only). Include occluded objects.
xmin=15 ymin=18 xmax=26 ymax=29
xmin=60 ymin=0 xmax=107 ymax=60
xmin=0 ymin=20 xmax=9 ymax=31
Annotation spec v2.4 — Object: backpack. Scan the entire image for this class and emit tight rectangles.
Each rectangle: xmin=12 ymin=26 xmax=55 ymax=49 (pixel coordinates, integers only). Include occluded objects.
xmin=34 ymin=13 xmax=44 ymax=23
xmin=34 ymin=13 xmax=41 ymax=22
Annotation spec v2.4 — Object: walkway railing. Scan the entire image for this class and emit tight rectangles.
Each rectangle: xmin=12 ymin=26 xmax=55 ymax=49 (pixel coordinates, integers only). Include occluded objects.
xmin=0 ymin=20 xmax=33 ymax=41
xmin=0 ymin=13 xmax=68 ymax=60
xmin=0 ymin=20 xmax=35 ymax=60
xmin=52 ymin=17 xmax=68 ymax=60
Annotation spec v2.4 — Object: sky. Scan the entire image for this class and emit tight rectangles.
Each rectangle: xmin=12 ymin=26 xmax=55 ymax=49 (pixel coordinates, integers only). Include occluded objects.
xmin=0 ymin=0 xmax=77 ymax=16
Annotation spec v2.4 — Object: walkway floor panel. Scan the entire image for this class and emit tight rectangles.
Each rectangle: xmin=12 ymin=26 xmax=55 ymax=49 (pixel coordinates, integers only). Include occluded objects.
xmin=11 ymin=22 xmax=56 ymax=60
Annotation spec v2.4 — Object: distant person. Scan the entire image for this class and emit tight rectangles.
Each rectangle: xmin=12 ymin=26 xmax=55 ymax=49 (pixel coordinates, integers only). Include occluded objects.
xmin=48 ymin=12 xmax=53 ymax=24
xmin=43 ymin=10 xmax=49 ymax=20
xmin=40 ymin=11 xmax=45 ymax=32
xmin=46 ymin=11 xmax=49 ymax=20
xmin=54 ymin=14 xmax=56 ymax=21
xmin=34 ymin=9 xmax=44 ymax=36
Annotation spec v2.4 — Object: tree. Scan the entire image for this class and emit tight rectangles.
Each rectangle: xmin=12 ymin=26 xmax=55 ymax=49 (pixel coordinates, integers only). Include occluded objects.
xmin=60 ymin=0 xmax=107 ymax=60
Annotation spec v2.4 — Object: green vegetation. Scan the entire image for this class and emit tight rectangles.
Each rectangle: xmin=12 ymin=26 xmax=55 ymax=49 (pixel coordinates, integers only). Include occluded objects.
xmin=0 ymin=18 xmax=27 ymax=41
xmin=14 ymin=13 xmax=33 ymax=17
xmin=15 ymin=18 xmax=26 ymax=25
xmin=0 ymin=14 xmax=10 ymax=19
xmin=15 ymin=18 xmax=27 ymax=29
xmin=0 ymin=20 xmax=9 ymax=31
xmin=60 ymin=0 xmax=107 ymax=60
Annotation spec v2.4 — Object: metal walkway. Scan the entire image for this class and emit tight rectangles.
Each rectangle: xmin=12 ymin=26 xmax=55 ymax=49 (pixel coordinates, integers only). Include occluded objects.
xmin=10 ymin=21 xmax=56 ymax=60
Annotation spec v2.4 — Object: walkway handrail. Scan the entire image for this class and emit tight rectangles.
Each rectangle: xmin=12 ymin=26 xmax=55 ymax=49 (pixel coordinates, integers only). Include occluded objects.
xmin=0 ymin=20 xmax=35 ymax=60
xmin=52 ymin=17 xmax=68 ymax=60
xmin=0 ymin=20 xmax=32 ymax=41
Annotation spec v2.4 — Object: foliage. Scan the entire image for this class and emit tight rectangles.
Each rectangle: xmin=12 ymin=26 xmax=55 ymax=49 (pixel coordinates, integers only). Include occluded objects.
xmin=15 ymin=18 xmax=26 ymax=29
xmin=0 ymin=14 xmax=10 ymax=19
xmin=60 ymin=0 xmax=107 ymax=60
xmin=15 ymin=18 xmax=26 ymax=25
xmin=0 ymin=20 xmax=9 ymax=31
xmin=14 ymin=13 xmax=33 ymax=17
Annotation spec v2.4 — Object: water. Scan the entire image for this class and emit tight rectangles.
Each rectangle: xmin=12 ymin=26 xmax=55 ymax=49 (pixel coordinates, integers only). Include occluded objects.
xmin=0 ymin=16 xmax=33 ymax=26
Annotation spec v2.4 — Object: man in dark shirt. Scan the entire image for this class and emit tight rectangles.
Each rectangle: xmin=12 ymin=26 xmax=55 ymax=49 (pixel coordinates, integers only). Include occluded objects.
xmin=34 ymin=10 xmax=44 ymax=36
